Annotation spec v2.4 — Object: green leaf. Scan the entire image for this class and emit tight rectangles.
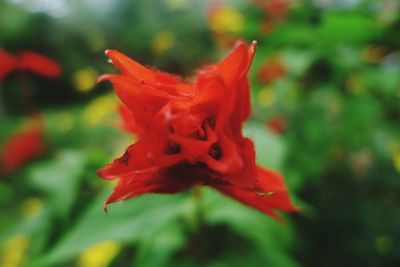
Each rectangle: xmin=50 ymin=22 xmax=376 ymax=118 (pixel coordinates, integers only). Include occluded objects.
xmin=31 ymin=192 xmax=193 ymax=267
xmin=201 ymin=188 xmax=299 ymax=267
xmin=318 ymin=12 xmax=381 ymax=45
xmin=244 ymin=122 xmax=286 ymax=170
xmin=133 ymin=222 xmax=186 ymax=267
xmin=28 ymin=150 xmax=87 ymax=218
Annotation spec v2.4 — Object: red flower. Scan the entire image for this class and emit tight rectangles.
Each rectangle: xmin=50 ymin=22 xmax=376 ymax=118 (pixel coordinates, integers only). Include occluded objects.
xmin=0 ymin=117 xmax=45 ymax=174
xmin=259 ymin=0 xmax=290 ymax=19
xmin=118 ymin=104 xmax=140 ymax=135
xmin=98 ymin=40 xmax=297 ymax=220
xmin=0 ymin=49 xmax=60 ymax=80
xmin=253 ymin=0 xmax=291 ymax=34
xmin=0 ymin=49 xmax=17 ymax=81
xmin=267 ymin=115 xmax=287 ymax=135
xmin=257 ymin=58 xmax=287 ymax=84
xmin=18 ymin=51 xmax=61 ymax=78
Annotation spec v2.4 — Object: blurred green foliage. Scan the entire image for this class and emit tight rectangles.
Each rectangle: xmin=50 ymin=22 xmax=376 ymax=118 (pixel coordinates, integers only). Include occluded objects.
xmin=1 ymin=0 xmax=400 ymax=267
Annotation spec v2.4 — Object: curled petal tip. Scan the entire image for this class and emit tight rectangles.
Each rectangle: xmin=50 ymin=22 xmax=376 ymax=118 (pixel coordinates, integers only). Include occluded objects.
xmin=105 ymin=49 xmax=111 ymax=56
xmin=97 ymin=167 xmax=108 ymax=178
xmin=250 ymin=40 xmax=257 ymax=53
xmin=97 ymin=74 xmax=112 ymax=83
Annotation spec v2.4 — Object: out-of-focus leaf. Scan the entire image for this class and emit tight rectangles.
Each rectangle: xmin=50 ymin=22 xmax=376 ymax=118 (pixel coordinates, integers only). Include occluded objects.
xmin=283 ymin=49 xmax=315 ymax=77
xmin=28 ymin=150 xmax=87 ymax=217
xmin=201 ymin=188 xmax=299 ymax=267
xmin=31 ymin=192 xmax=194 ymax=267
xmin=362 ymin=66 xmax=400 ymax=95
xmin=133 ymin=222 xmax=186 ymax=267
xmin=0 ymin=209 xmax=50 ymax=244
xmin=244 ymin=121 xmax=286 ymax=170
xmin=318 ymin=13 xmax=381 ymax=45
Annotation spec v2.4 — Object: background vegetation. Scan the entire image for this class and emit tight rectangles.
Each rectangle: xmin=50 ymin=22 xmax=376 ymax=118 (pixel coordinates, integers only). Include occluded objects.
xmin=0 ymin=0 xmax=399 ymax=266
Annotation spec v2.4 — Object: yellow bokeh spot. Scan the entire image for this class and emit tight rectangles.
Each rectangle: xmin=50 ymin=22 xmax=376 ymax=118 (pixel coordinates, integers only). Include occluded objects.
xmin=257 ymin=87 xmax=276 ymax=107
xmin=392 ymin=150 xmax=400 ymax=173
xmin=0 ymin=235 xmax=29 ymax=267
xmin=87 ymin=31 xmax=106 ymax=53
xmin=361 ymin=45 xmax=386 ymax=64
xmin=77 ymin=241 xmax=121 ymax=267
xmin=152 ymin=31 xmax=175 ymax=55
xmin=374 ymin=235 xmax=392 ymax=254
xmin=20 ymin=198 xmax=44 ymax=219
xmin=73 ymin=68 xmax=98 ymax=93
xmin=209 ymin=6 xmax=244 ymax=34
xmin=83 ymin=94 xmax=118 ymax=127
xmin=285 ymin=85 xmax=299 ymax=103
xmin=388 ymin=141 xmax=400 ymax=172
xmin=346 ymin=73 xmax=364 ymax=94
xmin=55 ymin=112 xmax=74 ymax=132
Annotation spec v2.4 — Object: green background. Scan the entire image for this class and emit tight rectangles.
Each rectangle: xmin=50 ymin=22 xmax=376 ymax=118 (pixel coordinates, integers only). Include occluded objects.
xmin=1 ymin=0 xmax=399 ymax=266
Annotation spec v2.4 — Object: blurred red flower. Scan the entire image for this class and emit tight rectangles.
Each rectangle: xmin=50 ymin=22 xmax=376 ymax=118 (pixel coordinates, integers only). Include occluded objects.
xmin=98 ymin=40 xmax=297 ymax=220
xmin=267 ymin=116 xmax=287 ymax=135
xmin=18 ymin=51 xmax=61 ymax=78
xmin=253 ymin=0 xmax=291 ymax=34
xmin=257 ymin=0 xmax=290 ymax=19
xmin=257 ymin=58 xmax=287 ymax=84
xmin=0 ymin=117 xmax=45 ymax=174
xmin=0 ymin=49 xmax=17 ymax=80
xmin=0 ymin=49 xmax=60 ymax=80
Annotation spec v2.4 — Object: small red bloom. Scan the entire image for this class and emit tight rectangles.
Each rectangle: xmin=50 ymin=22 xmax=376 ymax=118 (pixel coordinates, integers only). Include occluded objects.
xmin=0 ymin=50 xmax=60 ymax=80
xmin=0 ymin=117 xmax=45 ymax=174
xmin=267 ymin=115 xmax=287 ymax=135
xmin=257 ymin=58 xmax=287 ymax=84
xmin=18 ymin=51 xmax=61 ymax=78
xmin=98 ymin=40 xmax=297 ymax=220
xmin=253 ymin=0 xmax=291 ymax=34
xmin=258 ymin=0 xmax=290 ymax=19
xmin=0 ymin=49 xmax=17 ymax=81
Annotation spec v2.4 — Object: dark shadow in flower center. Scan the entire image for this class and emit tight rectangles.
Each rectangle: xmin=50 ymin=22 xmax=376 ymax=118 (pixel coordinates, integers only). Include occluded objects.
xmin=164 ymin=141 xmax=181 ymax=154
xmin=118 ymin=151 xmax=131 ymax=165
xmin=209 ymin=143 xmax=222 ymax=160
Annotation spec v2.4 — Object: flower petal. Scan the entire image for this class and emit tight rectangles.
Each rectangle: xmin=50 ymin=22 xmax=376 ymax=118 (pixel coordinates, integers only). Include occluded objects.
xmin=118 ymin=104 xmax=140 ymax=135
xmin=213 ymin=40 xmax=256 ymax=129
xmin=201 ymin=133 xmax=243 ymax=174
xmin=103 ymin=172 xmax=188 ymax=208
xmin=215 ymin=40 xmax=256 ymax=87
xmin=170 ymin=124 xmax=218 ymax=162
xmin=98 ymin=138 xmax=183 ymax=179
xmin=103 ymin=165 xmax=205 ymax=208
xmin=105 ymin=50 xmax=157 ymax=82
xmin=256 ymin=167 xmax=299 ymax=212
xmin=18 ymin=51 xmax=61 ymax=78
xmin=215 ymin=185 xmax=283 ymax=221
xmin=214 ymin=167 xmax=298 ymax=222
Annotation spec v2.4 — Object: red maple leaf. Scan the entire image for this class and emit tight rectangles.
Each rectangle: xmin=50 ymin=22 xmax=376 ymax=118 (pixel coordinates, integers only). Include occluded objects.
xmin=98 ymin=40 xmax=297 ymax=220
